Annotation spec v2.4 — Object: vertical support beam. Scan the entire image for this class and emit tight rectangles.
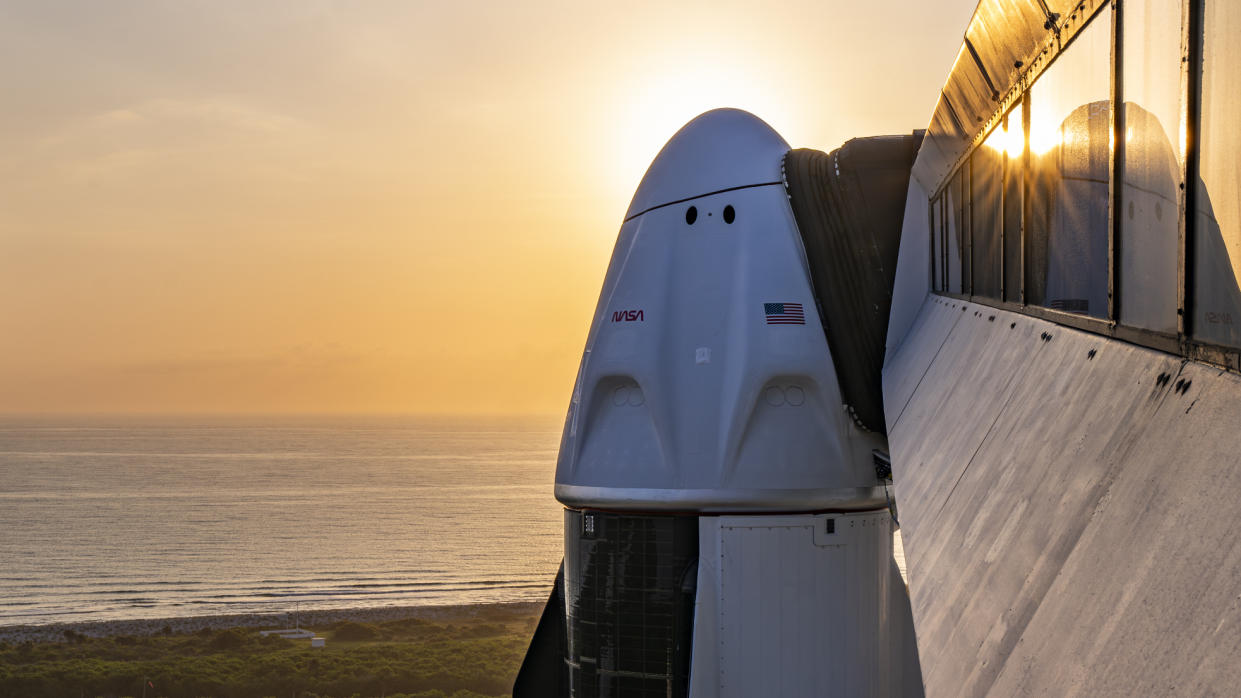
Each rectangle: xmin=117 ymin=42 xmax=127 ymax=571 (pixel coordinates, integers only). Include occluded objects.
xmin=1000 ymin=114 xmax=1008 ymax=302
xmin=1179 ymin=0 xmax=1203 ymax=341
xmin=959 ymin=169 xmax=968 ymax=295
xmin=968 ymin=155 xmax=975 ymax=298
xmin=942 ymin=194 xmax=949 ymax=291
xmin=1109 ymin=0 xmax=1123 ymax=323
xmin=928 ymin=199 xmax=936 ymax=293
xmin=1021 ymin=90 xmax=1031 ymax=306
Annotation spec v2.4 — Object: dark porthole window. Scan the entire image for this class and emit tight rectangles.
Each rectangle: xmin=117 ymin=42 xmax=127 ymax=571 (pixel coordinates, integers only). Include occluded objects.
xmin=723 ymin=205 xmax=735 ymax=223
xmin=685 ymin=206 xmax=697 ymax=224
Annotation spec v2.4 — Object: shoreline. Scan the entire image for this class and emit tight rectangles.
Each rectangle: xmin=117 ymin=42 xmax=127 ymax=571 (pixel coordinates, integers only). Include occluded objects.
xmin=0 ymin=600 xmax=545 ymax=645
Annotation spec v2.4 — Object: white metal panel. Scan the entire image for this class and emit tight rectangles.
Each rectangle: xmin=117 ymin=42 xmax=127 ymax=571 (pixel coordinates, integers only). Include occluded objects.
xmin=688 ymin=518 xmax=722 ymax=698
xmin=624 ymin=109 xmax=789 ymax=220
xmin=886 ymin=178 xmax=932 ymax=362
xmin=692 ymin=512 xmax=897 ymax=697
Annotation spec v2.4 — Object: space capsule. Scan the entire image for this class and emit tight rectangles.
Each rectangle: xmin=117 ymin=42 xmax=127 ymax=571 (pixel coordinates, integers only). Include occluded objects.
xmin=517 ymin=109 xmax=922 ymax=697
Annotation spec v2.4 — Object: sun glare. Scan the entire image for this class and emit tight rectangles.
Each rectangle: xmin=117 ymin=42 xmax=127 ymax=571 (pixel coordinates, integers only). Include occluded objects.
xmin=983 ymin=123 xmax=1027 ymax=157
xmin=600 ymin=53 xmax=800 ymax=212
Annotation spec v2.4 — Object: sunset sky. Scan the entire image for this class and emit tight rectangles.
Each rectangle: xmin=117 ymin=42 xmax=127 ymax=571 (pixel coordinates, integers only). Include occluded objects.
xmin=0 ymin=0 xmax=977 ymax=415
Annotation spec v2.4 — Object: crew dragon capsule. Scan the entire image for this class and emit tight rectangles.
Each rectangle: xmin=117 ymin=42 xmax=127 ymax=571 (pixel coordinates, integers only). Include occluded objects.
xmin=516 ymin=109 xmax=923 ymax=697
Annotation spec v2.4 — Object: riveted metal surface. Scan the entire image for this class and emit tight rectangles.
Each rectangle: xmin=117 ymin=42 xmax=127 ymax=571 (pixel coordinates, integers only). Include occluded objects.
xmin=914 ymin=0 xmax=1110 ymax=193
xmin=885 ymin=299 xmax=1241 ymax=695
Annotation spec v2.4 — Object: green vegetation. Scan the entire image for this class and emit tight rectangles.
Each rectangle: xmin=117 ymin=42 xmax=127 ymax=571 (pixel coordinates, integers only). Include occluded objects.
xmin=0 ymin=608 xmax=540 ymax=698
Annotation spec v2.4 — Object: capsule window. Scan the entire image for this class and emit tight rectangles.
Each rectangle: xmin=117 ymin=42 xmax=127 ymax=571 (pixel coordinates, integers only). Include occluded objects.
xmin=685 ymin=206 xmax=697 ymax=224
xmin=723 ymin=205 xmax=735 ymax=223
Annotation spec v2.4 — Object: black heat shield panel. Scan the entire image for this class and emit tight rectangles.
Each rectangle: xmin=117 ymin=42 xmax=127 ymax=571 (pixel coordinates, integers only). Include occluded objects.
xmin=513 ymin=561 xmax=568 ymax=697
xmin=563 ymin=510 xmax=698 ymax=698
xmin=784 ymin=135 xmax=922 ymax=433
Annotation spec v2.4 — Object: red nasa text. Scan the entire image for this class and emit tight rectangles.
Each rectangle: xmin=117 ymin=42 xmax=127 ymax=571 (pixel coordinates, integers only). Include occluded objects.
xmin=611 ymin=309 xmax=644 ymax=322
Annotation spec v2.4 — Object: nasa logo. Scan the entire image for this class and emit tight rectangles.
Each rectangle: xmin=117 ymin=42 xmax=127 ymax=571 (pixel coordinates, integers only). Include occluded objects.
xmin=611 ymin=309 xmax=644 ymax=322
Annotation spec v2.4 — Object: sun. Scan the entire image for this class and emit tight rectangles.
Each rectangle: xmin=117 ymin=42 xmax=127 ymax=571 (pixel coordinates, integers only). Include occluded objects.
xmin=596 ymin=52 xmax=803 ymax=215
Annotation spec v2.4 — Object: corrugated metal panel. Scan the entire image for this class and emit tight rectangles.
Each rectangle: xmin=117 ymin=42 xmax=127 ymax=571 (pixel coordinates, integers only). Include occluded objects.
xmin=945 ymin=45 xmax=997 ymax=133
xmin=911 ymin=0 xmax=1109 ymax=194
xmin=966 ymin=0 xmax=1047 ymax=94
xmin=783 ymin=135 xmax=921 ymax=433
xmin=1043 ymin=0 xmax=1083 ymax=15
xmin=930 ymin=91 xmax=969 ymax=143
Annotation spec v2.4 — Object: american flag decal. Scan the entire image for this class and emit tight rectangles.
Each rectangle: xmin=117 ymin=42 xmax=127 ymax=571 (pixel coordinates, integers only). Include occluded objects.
xmin=764 ymin=302 xmax=805 ymax=325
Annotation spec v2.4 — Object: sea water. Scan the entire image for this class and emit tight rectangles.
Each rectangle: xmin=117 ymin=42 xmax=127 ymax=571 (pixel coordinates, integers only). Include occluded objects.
xmin=0 ymin=414 xmax=906 ymax=627
xmin=0 ymin=415 xmax=566 ymax=626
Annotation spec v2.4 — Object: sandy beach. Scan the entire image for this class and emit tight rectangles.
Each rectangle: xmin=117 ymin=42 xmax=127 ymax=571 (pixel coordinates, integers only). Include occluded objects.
xmin=0 ymin=601 xmax=545 ymax=645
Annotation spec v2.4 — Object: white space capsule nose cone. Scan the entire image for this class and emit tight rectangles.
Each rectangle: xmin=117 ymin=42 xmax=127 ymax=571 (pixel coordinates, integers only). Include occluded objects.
xmin=556 ymin=109 xmax=885 ymax=513
xmin=625 ymin=109 xmax=790 ymax=220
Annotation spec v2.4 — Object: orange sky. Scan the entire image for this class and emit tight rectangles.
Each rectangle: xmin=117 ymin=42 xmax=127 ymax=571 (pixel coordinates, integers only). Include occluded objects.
xmin=0 ymin=1 xmax=977 ymax=415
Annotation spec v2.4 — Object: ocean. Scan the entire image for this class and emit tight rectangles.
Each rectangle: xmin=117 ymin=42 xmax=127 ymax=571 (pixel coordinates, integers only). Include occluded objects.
xmin=0 ymin=414 xmax=906 ymax=628
xmin=0 ymin=415 xmax=566 ymax=626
